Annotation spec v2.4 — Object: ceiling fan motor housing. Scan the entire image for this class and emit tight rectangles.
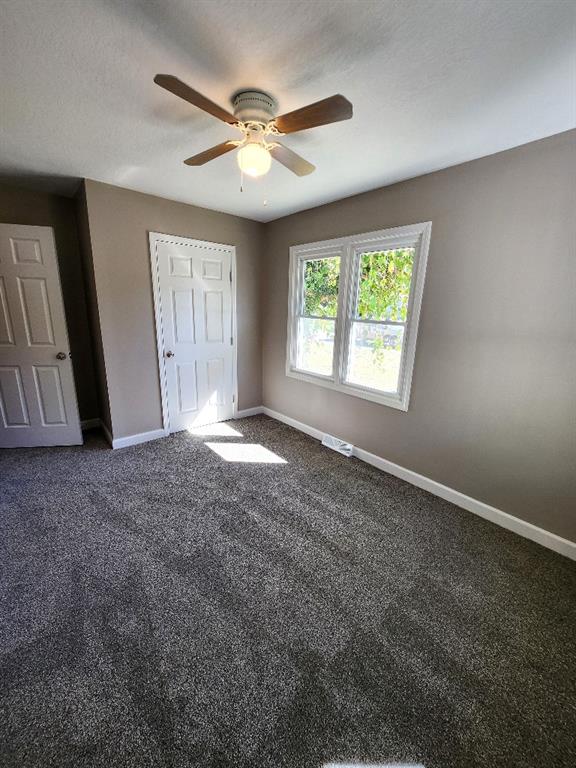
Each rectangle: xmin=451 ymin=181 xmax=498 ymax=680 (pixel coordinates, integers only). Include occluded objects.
xmin=232 ymin=90 xmax=277 ymax=124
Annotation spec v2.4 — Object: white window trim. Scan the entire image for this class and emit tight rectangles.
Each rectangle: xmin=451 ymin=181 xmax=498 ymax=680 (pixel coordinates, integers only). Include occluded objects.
xmin=286 ymin=221 xmax=432 ymax=411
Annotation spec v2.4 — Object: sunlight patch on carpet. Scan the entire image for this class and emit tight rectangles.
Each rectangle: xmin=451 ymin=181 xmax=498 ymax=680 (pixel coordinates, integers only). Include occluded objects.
xmin=323 ymin=763 xmax=425 ymax=768
xmin=205 ymin=442 xmax=287 ymax=464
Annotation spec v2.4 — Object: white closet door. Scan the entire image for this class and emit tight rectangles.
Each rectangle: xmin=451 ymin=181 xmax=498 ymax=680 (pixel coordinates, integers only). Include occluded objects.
xmin=0 ymin=224 xmax=82 ymax=447
xmin=152 ymin=235 xmax=235 ymax=432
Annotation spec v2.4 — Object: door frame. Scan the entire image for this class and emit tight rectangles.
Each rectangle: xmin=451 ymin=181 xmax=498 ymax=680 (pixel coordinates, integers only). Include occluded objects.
xmin=148 ymin=231 xmax=238 ymax=434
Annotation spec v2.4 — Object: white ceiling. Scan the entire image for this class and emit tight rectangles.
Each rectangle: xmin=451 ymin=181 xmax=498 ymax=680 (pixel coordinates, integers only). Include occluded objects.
xmin=1 ymin=0 xmax=574 ymax=222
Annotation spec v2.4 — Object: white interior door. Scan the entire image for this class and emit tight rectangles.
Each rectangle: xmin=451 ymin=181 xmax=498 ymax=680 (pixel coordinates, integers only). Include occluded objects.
xmin=150 ymin=233 xmax=235 ymax=432
xmin=0 ymin=224 xmax=82 ymax=447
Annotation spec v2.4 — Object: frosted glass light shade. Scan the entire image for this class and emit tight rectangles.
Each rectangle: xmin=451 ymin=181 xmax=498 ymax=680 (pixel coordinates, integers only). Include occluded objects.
xmin=237 ymin=143 xmax=272 ymax=177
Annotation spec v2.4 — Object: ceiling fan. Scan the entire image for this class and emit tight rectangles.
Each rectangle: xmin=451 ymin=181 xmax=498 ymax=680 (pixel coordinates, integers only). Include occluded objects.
xmin=154 ymin=75 xmax=353 ymax=178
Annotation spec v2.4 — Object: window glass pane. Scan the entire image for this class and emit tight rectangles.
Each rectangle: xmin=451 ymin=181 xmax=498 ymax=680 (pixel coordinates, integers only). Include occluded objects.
xmin=346 ymin=322 xmax=404 ymax=393
xmin=302 ymin=257 xmax=340 ymax=317
xmin=357 ymin=248 xmax=414 ymax=322
xmin=296 ymin=317 xmax=335 ymax=376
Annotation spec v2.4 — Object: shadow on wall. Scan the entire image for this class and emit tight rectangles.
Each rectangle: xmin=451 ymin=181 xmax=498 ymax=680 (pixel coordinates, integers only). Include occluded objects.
xmin=0 ymin=171 xmax=80 ymax=197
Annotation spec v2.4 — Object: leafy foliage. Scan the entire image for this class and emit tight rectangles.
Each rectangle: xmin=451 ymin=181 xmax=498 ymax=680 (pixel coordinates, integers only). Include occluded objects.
xmin=301 ymin=249 xmax=414 ymax=366
xmin=302 ymin=249 xmax=414 ymax=322
xmin=303 ymin=258 xmax=340 ymax=317
xmin=357 ymin=248 xmax=414 ymax=322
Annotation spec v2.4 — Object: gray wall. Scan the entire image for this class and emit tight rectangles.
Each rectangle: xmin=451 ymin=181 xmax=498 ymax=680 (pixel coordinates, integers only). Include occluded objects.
xmin=262 ymin=130 xmax=576 ymax=541
xmin=83 ymin=179 xmax=263 ymax=440
xmin=0 ymin=182 xmax=99 ymax=421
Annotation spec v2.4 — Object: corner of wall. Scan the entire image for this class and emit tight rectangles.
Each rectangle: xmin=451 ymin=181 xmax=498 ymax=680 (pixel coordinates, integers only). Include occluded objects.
xmin=74 ymin=180 xmax=114 ymax=436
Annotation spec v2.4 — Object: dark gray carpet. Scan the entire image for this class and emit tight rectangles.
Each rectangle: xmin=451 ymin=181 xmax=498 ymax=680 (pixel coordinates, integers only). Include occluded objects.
xmin=1 ymin=415 xmax=575 ymax=768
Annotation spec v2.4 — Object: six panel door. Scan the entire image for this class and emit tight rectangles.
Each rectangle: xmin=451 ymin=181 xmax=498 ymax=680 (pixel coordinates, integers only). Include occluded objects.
xmin=0 ymin=224 xmax=82 ymax=447
xmin=154 ymin=237 xmax=234 ymax=431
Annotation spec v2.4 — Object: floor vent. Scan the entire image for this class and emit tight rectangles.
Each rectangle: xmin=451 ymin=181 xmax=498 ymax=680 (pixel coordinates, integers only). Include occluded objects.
xmin=321 ymin=433 xmax=354 ymax=457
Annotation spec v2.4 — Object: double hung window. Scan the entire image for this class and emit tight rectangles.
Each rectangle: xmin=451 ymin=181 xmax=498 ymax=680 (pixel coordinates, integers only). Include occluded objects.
xmin=286 ymin=222 xmax=431 ymax=410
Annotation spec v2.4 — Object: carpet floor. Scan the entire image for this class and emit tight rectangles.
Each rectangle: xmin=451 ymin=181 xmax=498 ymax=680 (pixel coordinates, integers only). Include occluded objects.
xmin=1 ymin=414 xmax=575 ymax=768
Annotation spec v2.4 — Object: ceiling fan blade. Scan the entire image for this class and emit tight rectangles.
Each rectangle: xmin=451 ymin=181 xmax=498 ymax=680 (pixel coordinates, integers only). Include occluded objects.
xmin=154 ymin=74 xmax=237 ymax=125
xmin=274 ymin=95 xmax=352 ymax=134
xmin=270 ymin=143 xmax=315 ymax=176
xmin=184 ymin=142 xmax=237 ymax=166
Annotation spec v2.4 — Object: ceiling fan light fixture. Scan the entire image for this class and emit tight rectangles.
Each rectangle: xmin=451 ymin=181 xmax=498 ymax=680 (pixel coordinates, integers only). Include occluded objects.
xmin=237 ymin=142 xmax=272 ymax=178
xmin=154 ymin=75 xmax=353 ymax=178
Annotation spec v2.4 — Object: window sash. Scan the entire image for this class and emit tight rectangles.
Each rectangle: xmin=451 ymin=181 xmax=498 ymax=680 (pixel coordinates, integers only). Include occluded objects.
xmin=286 ymin=223 xmax=431 ymax=410
xmin=347 ymin=317 xmax=406 ymax=326
xmin=293 ymin=252 xmax=344 ymax=379
xmin=350 ymin=247 xmax=415 ymax=324
xmin=338 ymin=245 xmax=418 ymax=394
xmin=297 ymin=253 xmax=341 ymax=321
xmin=298 ymin=313 xmax=338 ymax=321
xmin=343 ymin=321 xmax=406 ymax=395
xmin=294 ymin=316 xmax=337 ymax=380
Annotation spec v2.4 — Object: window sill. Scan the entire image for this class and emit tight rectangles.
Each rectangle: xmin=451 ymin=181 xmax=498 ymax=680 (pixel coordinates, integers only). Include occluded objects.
xmin=285 ymin=366 xmax=409 ymax=411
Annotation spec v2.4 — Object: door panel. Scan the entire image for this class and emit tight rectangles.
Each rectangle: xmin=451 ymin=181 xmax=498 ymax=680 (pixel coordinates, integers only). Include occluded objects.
xmin=206 ymin=358 xmax=225 ymax=405
xmin=0 ymin=366 xmax=30 ymax=426
xmin=33 ymin=366 xmax=67 ymax=425
xmin=0 ymin=278 xmax=15 ymax=344
xmin=172 ymin=289 xmax=195 ymax=343
xmin=169 ymin=254 xmax=193 ymax=277
xmin=176 ymin=362 xmax=198 ymax=414
xmin=204 ymin=290 xmax=223 ymax=342
xmin=17 ymin=277 xmax=55 ymax=345
xmin=10 ymin=237 xmax=43 ymax=264
xmin=152 ymin=235 xmax=234 ymax=432
xmin=202 ymin=259 xmax=222 ymax=280
xmin=0 ymin=224 xmax=82 ymax=447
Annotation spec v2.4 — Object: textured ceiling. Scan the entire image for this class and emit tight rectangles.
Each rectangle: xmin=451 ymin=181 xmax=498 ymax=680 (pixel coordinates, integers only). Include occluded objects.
xmin=1 ymin=0 xmax=574 ymax=222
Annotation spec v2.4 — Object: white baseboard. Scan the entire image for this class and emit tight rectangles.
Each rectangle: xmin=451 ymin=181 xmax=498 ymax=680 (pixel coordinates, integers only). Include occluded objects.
xmin=263 ymin=407 xmax=323 ymax=440
xmin=82 ymin=417 xmax=167 ymax=450
xmin=81 ymin=418 xmax=101 ymax=430
xmin=234 ymin=406 xmax=264 ymax=419
xmin=113 ymin=408 xmax=264 ymax=444
xmin=261 ymin=407 xmax=576 ymax=561
xmin=110 ymin=428 xmax=168 ymax=450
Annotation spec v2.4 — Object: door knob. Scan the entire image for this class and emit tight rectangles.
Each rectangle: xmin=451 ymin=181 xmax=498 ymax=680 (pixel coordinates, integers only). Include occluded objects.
xmin=56 ymin=352 xmax=67 ymax=360
xmin=165 ymin=351 xmax=174 ymax=358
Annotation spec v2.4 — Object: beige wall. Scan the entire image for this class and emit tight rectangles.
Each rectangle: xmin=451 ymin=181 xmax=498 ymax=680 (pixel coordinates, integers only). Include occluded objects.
xmin=0 ymin=182 xmax=99 ymax=421
xmin=83 ymin=179 xmax=263 ymax=440
xmin=262 ymin=130 xmax=576 ymax=541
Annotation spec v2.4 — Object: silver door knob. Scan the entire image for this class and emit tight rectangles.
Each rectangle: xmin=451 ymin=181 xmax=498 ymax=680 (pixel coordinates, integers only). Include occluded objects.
xmin=165 ymin=351 xmax=174 ymax=358
xmin=56 ymin=352 xmax=67 ymax=360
